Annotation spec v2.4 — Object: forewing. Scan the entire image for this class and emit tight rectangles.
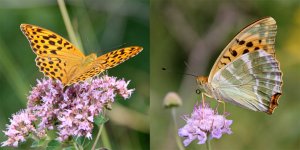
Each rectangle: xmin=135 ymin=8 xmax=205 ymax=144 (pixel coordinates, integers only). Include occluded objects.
xmin=20 ymin=24 xmax=85 ymax=85
xmin=208 ymin=17 xmax=277 ymax=82
xmin=211 ymin=50 xmax=282 ymax=114
xmin=96 ymin=46 xmax=143 ymax=70
xmin=35 ymin=56 xmax=68 ymax=84
xmin=67 ymin=46 xmax=143 ymax=85
xmin=20 ymin=24 xmax=85 ymax=59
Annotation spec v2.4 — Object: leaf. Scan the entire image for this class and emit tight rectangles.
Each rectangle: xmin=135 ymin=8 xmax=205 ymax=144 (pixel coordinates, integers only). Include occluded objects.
xmin=46 ymin=140 xmax=61 ymax=150
xmin=63 ymin=146 xmax=77 ymax=150
xmin=31 ymin=138 xmax=47 ymax=148
xmin=94 ymin=114 xmax=109 ymax=126
xmin=96 ymin=147 xmax=109 ymax=150
xmin=75 ymin=136 xmax=85 ymax=145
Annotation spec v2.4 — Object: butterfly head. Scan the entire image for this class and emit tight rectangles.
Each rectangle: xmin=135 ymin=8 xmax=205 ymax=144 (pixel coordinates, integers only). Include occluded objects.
xmin=196 ymin=76 xmax=209 ymax=91
xmin=196 ymin=76 xmax=208 ymax=84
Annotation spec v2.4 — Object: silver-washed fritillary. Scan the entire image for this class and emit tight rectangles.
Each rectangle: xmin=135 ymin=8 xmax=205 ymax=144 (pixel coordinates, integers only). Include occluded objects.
xmin=197 ymin=17 xmax=282 ymax=114
xmin=21 ymin=24 xmax=143 ymax=86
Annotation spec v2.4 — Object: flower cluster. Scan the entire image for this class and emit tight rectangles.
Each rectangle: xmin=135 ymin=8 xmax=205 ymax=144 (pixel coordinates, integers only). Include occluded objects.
xmin=2 ymin=75 xmax=134 ymax=147
xmin=178 ymin=103 xmax=233 ymax=146
xmin=1 ymin=110 xmax=36 ymax=147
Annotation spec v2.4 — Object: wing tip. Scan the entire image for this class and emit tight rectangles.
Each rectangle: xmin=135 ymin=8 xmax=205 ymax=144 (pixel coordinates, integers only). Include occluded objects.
xmin=20 ymin=23 xmax=31 ymax=29
xmin=131 ymin=46 xmax=143 ymax=52
xmin=127 ymin=46 xmax=143 ymax=55
xmin=266 ymin=92 xmax=281 ymax=115
xmin=20 ymin=24 xmax=35 ymax=34
xmin=20 ymin=24 xmax=26 ymax=31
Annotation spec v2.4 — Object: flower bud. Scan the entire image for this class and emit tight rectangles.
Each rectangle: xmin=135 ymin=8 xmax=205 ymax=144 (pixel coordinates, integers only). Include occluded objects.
xmin=163 ymin=92 xmax=182 ymax=108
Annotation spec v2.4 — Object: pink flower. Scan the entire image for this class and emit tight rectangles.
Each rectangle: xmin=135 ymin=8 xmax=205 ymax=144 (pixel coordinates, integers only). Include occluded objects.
xmin=2 ymin=75 xmax=134 ymax=147
xmin=178 ymin=103 xmax=233 ymax=146
xmin=1 ymin=110 xmax=36 ymax=147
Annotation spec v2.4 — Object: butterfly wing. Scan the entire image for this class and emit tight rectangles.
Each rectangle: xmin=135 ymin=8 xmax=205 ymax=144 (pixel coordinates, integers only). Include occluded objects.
xmin=208 ymin=17 xmax=277 ymax=82
xmin=95 ymin=46 xmax=143 ymax=70
xmin=20 ymin=24 xmax=85 ymax=85
xmin=35 ymin=56 xmax=68 ymax=84
xmin=211 ymin=50 xmax=282 ymax=114
xmin=67 ymin=46 xmax=143 ymax=85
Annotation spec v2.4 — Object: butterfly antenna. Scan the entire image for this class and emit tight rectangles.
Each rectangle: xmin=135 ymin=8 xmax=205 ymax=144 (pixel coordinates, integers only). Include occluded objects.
xmin=184 ymin=73 xmax=197 ymax=77
xmin=184 ymin=61 xmax=198 ymax=77
xmin=161 ymin=67 xmax=197 ymax=77
xmin=116 ymin=42 xmax=129 ymax=49
xmin=105 ymin=43 xmax=129 ymax=52
xmin=184 ymin=61 xmax=197 ymax=76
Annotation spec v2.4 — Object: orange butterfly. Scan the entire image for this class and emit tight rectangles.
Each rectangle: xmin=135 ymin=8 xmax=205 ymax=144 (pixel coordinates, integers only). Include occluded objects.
xmin=21 ymin=24 xmax=143 ymax=86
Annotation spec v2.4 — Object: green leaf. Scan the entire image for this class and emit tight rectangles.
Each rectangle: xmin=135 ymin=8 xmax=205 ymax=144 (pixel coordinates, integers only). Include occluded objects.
xmin=63 ymin=146 xmax=77 ymax=150
xmin=96 ymin=147 xmax=109 ymax=150
xmin=74 ymin=136 xmax=85 ymax=145
xmin=31 ymin=138 xmax=47 ymax=148
xmin=46 ymin=140 xmax=61 ymax=150
xmin=47 ymin=128 xmax=58 ymax=139
xmin=94 ymin=114 xmax=109 ymax=126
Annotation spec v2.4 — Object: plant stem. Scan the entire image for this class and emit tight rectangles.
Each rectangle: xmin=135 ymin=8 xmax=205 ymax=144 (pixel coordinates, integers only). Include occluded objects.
xmin=78 ymin=142 xmax=84 ymax=150
xmin=73 ymin=142 xmax=80 ymax=150
xmin=57 ymin=0 xmax=83 ymax=51
xmin=171 ymin=108 xmax=185 ymax=150
xmin=91 ymin=123 xmax=104 ymax=150
xmin=206 ymin=139 xmax=211 ymax=150
xmin=101 ymin=126 xmax=112 ymax=149
xmin=0 ymin=38 xmax=28 ymax=105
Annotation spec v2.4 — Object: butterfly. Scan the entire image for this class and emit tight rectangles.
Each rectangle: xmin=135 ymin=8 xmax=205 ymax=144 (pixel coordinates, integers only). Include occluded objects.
xmin=196 ymin=17 xmax=282 ymax=114
xmin=20 ymin=24 xmax=143 ymax=86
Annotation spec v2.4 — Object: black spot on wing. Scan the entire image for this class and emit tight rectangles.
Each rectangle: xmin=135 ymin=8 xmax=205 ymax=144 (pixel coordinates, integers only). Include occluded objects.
xmin=246 ymin=42 xmax=253 ymax=47
xmin=243 ymin=49 xmax=249 ymax=54
xmin=239 ymin=40 xmax=245 ymax=45
xmin=223 ymin=55 xmax=231 ymax=61
xmin=49 ymin=40 xmax=55 ymax=45
xmin=229 ymin=48 xmax=237 ymax=57
xmin=50 ymin=50 xmax=57 ymax=54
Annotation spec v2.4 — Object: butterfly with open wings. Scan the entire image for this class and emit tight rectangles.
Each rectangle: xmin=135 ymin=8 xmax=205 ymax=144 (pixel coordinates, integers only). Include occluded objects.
xmin=21 ymin=24 xmax=143 ymax=86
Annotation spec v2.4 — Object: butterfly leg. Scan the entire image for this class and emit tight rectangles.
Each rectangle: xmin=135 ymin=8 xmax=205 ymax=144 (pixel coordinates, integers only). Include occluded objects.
xmin=215 ymin=100 xmax=226 ymax=114
xmin=201 ymin=92 xmax=206 ymax=106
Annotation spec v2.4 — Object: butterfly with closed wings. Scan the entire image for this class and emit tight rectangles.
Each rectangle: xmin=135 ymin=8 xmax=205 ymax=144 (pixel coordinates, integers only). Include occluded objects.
xmin=196 ymin=17 xmax=282 ymax=114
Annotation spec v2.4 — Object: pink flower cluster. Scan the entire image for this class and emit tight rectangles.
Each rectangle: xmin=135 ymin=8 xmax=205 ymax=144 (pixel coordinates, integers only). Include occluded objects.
xmin=1 ymin=110 xmax=36 ymax=147
xmin=2 ymin=76 xmax=134 ymax=147
xmin=178 ymin=103 xmax=233 ymax=146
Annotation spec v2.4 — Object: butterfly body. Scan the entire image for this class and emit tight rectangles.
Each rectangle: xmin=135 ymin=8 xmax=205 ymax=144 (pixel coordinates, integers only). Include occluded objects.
xmin=21 ymin=24 xmax=143 ymax=86
xmin=196 ymin=17 xmax=282 ymax=114
xmin=83 ymin=53 xmax=97 ymax=65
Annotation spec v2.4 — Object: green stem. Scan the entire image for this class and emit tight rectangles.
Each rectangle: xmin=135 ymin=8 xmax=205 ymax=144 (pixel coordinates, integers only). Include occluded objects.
xmin=30 ymin=133 xmax=40 ymax=141
xmin=206 ymin=138 xmax=211 ymax=150
xmin=101 ymin=126 xmax=112 ymax=149
xmin=91 ymin=123 xmax=104 ymax=150
xmin=0 ymin=38 xmax=28 ymax=105
xmin=76 ymin=140 xmax=84 ymax=150
xmin=73 ymin=142 xmax=80 ymax=150
xmin=172 ymin=108 xmax=185 ymax=150
xmin=57 ymin=0 xmax=83 ymax=51
xmin=56 ymin=3 xmax=86 ymax=148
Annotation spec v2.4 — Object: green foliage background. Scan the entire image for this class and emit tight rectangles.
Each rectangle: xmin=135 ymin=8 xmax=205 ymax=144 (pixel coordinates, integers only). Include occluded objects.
xmin=0 ymin=0 xmax=149 ymax=149
xmin=151 ymin=0 xmax=300 ymax=150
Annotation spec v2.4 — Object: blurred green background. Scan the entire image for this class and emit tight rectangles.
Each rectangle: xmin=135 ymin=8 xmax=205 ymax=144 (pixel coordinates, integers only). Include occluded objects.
xmin=0 ymin=0 xmax=149 ymax=149
xmin=151 ymin=0 xmax=300 ymax=150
